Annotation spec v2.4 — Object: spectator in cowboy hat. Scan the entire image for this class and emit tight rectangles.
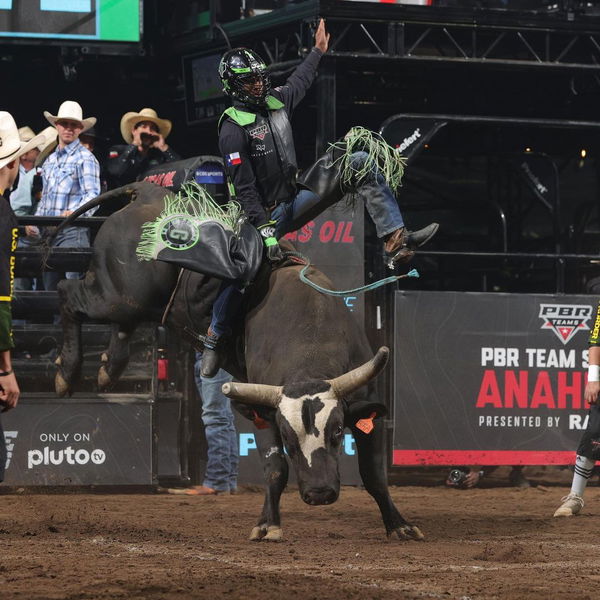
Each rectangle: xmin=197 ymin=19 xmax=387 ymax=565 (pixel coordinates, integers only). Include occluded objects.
xmin=24 ymin=100 xmax=100 ymax=291
xmin=10 ymin=126 xmax=57 ymax=216
xmin=0 ymin=111 xmax=45 ymax=480
xmin=106 ymin=107 xmax=181 ymax=188
xmin=13 ymin=126 xmax=58 ymax=295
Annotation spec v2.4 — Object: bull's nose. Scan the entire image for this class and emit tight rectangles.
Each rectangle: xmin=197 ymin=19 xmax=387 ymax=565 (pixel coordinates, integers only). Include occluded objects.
xmin=302 ymin=487 xmax=338 ymax=506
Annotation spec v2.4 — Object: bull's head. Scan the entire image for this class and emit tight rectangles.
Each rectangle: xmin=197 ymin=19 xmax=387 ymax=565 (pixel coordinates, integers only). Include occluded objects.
xmin=222 ymin=347 xmax=389 ymax=506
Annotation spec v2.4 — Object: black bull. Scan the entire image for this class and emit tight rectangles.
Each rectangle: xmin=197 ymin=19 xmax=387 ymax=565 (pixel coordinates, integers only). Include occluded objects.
xmin=53 ymin=181 xmax=423 ymax=541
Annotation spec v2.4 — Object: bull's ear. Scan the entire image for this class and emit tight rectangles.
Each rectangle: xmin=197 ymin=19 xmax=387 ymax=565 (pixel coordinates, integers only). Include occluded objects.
xmin=232 ymin=401 xmax=274 ymax=429
xmin=344 ymin=401 xmax=388 ymax=429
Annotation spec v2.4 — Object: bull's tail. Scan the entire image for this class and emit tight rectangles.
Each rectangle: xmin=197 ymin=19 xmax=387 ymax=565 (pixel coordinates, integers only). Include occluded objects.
xmin=41 ymin=181 xmax=169 ymax=268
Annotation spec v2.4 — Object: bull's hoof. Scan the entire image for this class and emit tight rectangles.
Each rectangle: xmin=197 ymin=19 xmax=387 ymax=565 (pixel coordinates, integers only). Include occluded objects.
xmin=250 ymin=525 xmax=283 ymax=542
xmin=98 ymin=365 xmax=111 ymax=390
xmin=55 ymin=371 xmax=71 ymax=398
xmin=389 ymin=524 xmax=425 ymax=541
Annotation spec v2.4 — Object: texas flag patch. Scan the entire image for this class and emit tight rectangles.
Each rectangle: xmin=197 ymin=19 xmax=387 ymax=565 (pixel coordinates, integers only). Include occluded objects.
xmin=226 ymin=152 xmax=242 ymax=166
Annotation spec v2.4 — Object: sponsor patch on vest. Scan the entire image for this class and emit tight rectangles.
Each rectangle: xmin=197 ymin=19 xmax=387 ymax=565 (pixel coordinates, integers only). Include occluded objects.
xmin=248 ymin=123 xmax=269 ymax=140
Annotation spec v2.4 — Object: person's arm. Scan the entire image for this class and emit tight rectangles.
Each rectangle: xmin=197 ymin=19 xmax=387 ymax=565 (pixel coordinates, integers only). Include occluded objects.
xmin=77 ymin=152 xmax=101 ymax=207
xmin=0 ymin=348 xmax=18 ymax=411
xmin=219 ymin=120 xmax=269 ymax=227
xmin=150 ymin=135 xmax=181 ymax=163
xmin=161 ymin=147 xmax=181 ymax=162
xmin=586 ymin=301 xmax=600 ymax=405
xmin=275 ymin=18 xmax=330 ymax=113
xmin=0 ymin=205 xmax=18 ymax=410
xmin=586 ymin=346 xmax=600 ymax=405
xmin=106 ymin=144 xmax=138 ymax=181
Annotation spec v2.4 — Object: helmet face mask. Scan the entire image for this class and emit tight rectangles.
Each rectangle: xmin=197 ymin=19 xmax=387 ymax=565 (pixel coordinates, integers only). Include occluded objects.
xmin=219 ymin=48 xmax=271 ymax=107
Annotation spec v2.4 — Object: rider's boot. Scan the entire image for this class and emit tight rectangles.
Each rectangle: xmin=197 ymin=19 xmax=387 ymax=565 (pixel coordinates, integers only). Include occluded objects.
xmin=200 ymin=329 xmax=221 ymax=378
xmin=384 ymin=223 xmax=439 ymax=268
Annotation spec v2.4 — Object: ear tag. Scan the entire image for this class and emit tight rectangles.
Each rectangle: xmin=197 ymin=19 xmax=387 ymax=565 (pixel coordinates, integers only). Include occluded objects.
xmin=252 ymin=410 xmax=270 ymax=430
xmin=355 ymin=412 xmax=377 ymax=434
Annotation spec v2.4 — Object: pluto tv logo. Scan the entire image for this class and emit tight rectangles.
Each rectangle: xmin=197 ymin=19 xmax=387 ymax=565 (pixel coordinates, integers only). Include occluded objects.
xmin=27 ymin=446 xmax=106 ymax=470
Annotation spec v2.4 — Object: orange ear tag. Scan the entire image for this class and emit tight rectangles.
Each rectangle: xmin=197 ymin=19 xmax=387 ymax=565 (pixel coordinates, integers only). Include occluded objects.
xmin=355 ymin=412 xmax=377 ymax=434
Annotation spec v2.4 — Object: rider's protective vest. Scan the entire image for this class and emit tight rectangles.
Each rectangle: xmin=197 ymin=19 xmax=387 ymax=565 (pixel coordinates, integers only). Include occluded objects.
xmin=219 ymin=96 xmax=297 ymax=209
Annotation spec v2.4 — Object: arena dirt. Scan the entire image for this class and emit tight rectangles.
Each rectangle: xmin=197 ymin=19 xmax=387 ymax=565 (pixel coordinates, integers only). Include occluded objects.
xmin=0 ymin=467 xmax=598 ymax=600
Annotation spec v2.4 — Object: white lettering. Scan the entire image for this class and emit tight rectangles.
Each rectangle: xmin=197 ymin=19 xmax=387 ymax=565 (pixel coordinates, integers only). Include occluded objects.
xmin=569 ymin=414 xmax=589 ymax=430
xmin=27 ymin=450 xmax=43 ymax=469
xmin=26 ymin=446 xmax=107 ymax=469
xmin=480 ymin=347 xmax=519 ymax=367
xmin=524 ymin=348 xmax=576 ymax=368
xmin=398 ymin=128 xmax=421 ymax=153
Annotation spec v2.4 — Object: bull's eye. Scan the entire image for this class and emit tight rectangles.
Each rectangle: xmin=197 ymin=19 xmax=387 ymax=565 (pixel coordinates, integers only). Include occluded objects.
xmin=334 ymin=425 xmax=344 ymax=438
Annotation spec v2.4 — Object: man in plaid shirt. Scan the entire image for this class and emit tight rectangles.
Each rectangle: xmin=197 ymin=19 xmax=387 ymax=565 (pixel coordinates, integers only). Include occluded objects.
xmin=25 ymin=101 xmax=100 ymax=290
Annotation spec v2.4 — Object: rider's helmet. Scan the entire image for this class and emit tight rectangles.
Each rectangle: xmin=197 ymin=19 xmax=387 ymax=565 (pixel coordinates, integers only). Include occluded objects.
xmin=218 ymin=48 xmax=271 ymax=107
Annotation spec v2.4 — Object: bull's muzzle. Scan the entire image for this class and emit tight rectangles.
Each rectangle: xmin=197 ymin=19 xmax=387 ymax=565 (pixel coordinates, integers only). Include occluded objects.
xmin=301 ymin=486 xmax=339 ymax=506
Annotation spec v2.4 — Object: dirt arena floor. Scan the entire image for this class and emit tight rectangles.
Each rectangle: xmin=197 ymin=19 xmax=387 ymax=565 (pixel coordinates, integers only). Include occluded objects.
xmin=1 ymin=467 xmax=599 ymax=600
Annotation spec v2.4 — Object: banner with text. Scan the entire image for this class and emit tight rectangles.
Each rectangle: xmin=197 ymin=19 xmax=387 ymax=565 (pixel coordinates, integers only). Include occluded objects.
xmin=2 ymin=396 xmax=153 ymax=485
xmin=393 ymin=291 xmax=594 ymax=466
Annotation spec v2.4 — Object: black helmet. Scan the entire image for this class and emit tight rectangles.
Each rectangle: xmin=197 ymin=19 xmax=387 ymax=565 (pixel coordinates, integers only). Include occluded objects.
xmin=219 ymin=48 xmax=271 ymax=107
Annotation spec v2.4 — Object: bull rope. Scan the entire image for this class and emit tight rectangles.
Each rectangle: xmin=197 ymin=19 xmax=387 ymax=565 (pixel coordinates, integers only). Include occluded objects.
xmin=284 ymin=252 xmax=419 ymax=297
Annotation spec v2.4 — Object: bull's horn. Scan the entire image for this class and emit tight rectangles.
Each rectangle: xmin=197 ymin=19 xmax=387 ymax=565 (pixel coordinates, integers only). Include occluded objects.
xmin=327 ymin=346 xmax=390 ymax=398
xmin=221 ymin=381 xmax=282 ymax=409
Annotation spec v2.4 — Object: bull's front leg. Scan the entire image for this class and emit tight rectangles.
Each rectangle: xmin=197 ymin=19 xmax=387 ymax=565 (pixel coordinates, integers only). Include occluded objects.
xmin=251 ymin=424 xmax=289 ymax=542
xmin=353 ymin=418 xmax=425 ymax=541
xmin=55 ymin=280 xmax=84 ymax=397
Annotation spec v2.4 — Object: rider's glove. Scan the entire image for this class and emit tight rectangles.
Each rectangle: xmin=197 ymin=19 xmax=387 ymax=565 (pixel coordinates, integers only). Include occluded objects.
xmin=258 ymin=221 xmax=284 ymax=265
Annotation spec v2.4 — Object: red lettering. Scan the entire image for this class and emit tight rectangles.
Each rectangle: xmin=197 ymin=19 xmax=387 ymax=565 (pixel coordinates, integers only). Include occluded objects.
xmin=504 ymin=370 xmax=528 ymax=408
xmin=162 ymin=171 xmax=176 ymax=188
xmin=530 ymin=371 xmax=555 ymax=409
xmin=319 ymin=221 xmax=335 ymax=243
xmin=476 ymin=370 xmax=502 ymax=408
xmin=297 ymin=222 xmax=314 ymax=243
xmin=557 ymin=371 xmax=582 ymax=410
xmin=283 ymin=231 xmax=298 ymax=241
xmin=334 ymin=221 xmax=345 ymax=243
xmin=341 ymin=221 xmax=355 ymax=243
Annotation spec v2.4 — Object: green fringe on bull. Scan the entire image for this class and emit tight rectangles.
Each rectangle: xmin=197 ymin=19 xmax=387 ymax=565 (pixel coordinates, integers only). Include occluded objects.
xmin=329 ymin=126 xmax=406 ymax=194
xmin=136 ymin=181 xmax=244 ymax=261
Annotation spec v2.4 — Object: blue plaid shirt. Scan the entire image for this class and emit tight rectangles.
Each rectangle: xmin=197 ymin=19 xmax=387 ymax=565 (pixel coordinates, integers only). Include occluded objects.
xmin=36 ymin=138 xmax=100 ymax=216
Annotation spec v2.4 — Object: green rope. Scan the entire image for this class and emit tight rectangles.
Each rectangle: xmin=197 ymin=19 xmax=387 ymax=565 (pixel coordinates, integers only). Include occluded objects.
xmin=328 ymin=126 xmax=407 ymax=194
xmin=136 ymin=181 xmax=244 ymax=261
xmin=285 ymin=252 xmax=419 ymax=297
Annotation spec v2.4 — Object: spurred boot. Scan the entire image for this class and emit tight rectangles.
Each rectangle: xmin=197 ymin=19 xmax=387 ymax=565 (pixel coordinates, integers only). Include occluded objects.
xmin=384 ymin=222 xmax=439 ymax=268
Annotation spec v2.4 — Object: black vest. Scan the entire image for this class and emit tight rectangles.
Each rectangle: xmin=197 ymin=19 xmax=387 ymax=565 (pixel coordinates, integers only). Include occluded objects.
xmin=0 ymin=196 xmax=17 ymax=300
xmin=220 ymin=96 xmax=297 ymax=209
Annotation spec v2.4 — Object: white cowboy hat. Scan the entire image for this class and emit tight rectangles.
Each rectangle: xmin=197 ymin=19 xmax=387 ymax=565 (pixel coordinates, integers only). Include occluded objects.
xmin=37 ymin=126 xmax=58 ymax=152
xmin=43 ymin=100 xmax=96 ymax=132
xmin=33 ymin=126 xmax=59 ymax=167
xmin=120 ymin=107 xmax=172 ymax=144
xmin=0 ymin=112 xmax=46 ymax=170
xmin=18 ymin=125 xmax=36 ymax=142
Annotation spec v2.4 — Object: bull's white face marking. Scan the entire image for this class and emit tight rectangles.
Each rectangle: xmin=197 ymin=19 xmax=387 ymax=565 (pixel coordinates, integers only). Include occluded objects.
xmin=278 ymin=393 xmax=338 ymax=467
